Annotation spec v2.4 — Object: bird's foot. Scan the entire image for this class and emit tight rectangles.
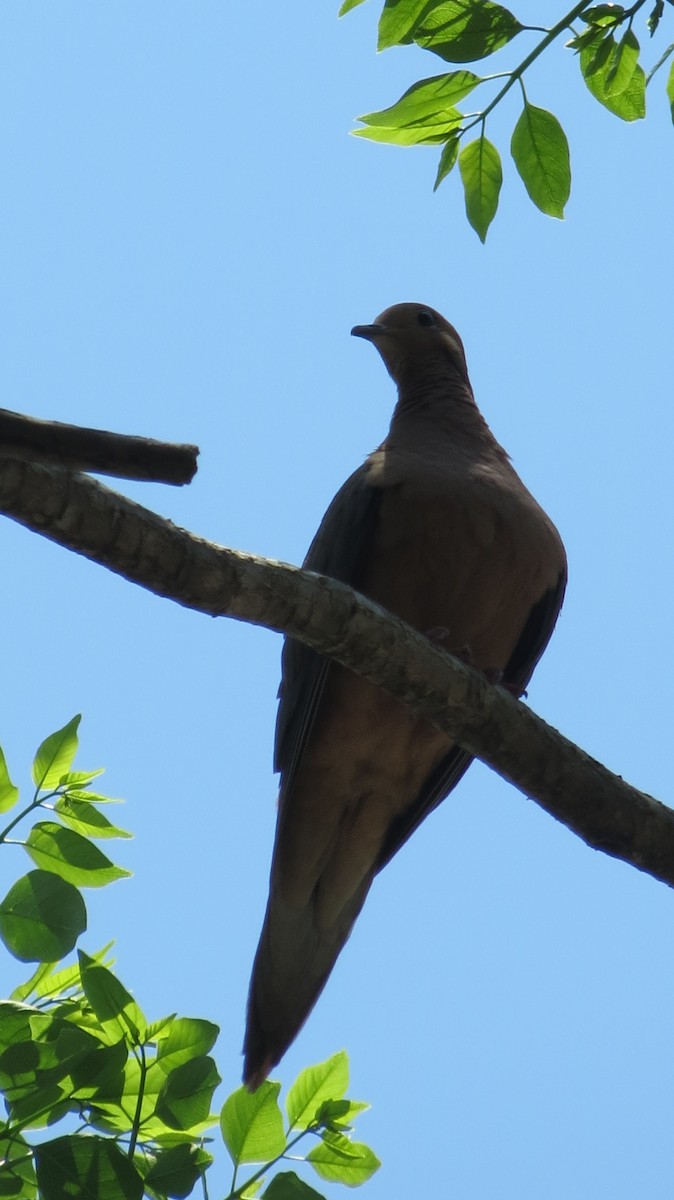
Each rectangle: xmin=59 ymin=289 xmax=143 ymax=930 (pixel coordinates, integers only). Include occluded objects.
xmin=482 ymin=666 xmax=527 ymax=699
xmin=426 ymin=629 xmax=475 ymax=664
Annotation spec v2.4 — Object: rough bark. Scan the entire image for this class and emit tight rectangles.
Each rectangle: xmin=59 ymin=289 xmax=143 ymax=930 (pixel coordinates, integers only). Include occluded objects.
xmin=0 ymin=410 xmax=198 ymax=484
xmin=1 ymin=456 xmax=672 ymax=887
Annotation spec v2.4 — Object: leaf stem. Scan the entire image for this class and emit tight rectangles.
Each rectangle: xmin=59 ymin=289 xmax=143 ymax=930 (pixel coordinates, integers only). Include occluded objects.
xmin=229 ymin=1126 xmax=316 ymax=1199
xmin=646 ymin=38 xmax=674 ymax=81
xmin=461 ymin=0 xmax=594 ymax=136
xmin=128 ymin=1043 xmax=147 ymax=1158
xmin=0 ymin=788 xmax=61 ymax=844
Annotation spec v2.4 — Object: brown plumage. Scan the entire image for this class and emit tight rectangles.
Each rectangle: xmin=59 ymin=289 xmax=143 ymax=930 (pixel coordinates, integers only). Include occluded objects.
xmin=243 ymin=303 xmax=566 ymax=1089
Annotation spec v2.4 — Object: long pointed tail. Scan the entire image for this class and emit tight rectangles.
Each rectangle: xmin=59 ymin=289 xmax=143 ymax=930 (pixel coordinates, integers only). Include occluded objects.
xmin=243 ymin=879 xmax=371 ymax=1090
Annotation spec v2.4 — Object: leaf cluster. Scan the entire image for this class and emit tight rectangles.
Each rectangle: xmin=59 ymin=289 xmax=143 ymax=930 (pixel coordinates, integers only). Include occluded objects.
xmin=0 ymin=722 xmax=380 ymax=1199
xmin=344 ymin=0 xmax=674 ymax=238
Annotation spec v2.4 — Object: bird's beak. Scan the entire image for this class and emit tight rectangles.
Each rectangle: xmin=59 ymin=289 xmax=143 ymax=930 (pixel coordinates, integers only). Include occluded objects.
xmin=351 ymin=322 xmax=385 ymax=342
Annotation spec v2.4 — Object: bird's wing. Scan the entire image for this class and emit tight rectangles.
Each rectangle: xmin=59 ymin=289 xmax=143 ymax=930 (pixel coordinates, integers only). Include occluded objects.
xmin=375 ymin=567 xmax=567 ymax=871
xmin=273 ymin=461 xmax=383 ymax=793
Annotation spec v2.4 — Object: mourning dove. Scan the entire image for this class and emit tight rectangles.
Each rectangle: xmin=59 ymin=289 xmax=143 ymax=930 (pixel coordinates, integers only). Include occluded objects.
xmin=243 ymin=303 xmax=566 ymax=1089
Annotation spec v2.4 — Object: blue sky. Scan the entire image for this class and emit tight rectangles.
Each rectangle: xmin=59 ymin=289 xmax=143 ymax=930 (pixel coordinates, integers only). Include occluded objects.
xmin=1 ymin=2 xmax=673 ymax=1196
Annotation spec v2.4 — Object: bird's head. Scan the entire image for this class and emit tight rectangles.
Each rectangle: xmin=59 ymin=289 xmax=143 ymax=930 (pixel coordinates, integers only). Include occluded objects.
xmin=351 ymin=303 xmax=469 ymax=387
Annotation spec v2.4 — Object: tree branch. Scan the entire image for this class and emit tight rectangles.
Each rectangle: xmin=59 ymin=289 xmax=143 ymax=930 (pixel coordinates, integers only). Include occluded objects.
xmin=0 ymin=409 xmax=198 ymax=485
xmin=1 ymin=456 xmax=672 ymax=888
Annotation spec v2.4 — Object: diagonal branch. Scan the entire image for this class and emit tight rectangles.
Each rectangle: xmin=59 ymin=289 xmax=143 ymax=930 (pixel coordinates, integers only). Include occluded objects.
xmin=1 ymin=455 xmax=673 ymax=888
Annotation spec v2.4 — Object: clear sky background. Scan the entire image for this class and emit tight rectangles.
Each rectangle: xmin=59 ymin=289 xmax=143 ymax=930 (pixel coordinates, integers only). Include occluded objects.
xmin=1 ymin=2 xmax=673 ymax=1197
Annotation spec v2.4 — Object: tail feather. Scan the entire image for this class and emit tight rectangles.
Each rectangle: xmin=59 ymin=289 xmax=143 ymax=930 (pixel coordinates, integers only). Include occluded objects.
xmin=243 ymin=878 xmax=371 ymax=1089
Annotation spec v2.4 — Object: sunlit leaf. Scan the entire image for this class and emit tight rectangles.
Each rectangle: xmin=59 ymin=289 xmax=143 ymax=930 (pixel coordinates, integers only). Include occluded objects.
xmin=414 ymin=0 xmax=522 ymax=63
xmin=316 ymin=1097 xmax=370 ymax=1131
xmin=155 ymin=1057 xmax=220 ymax=1131
xmin=580 ymin=36 xmax=646 ymax=118
xmin=79 ymin=952 xmax=145 ymax=1044
xmin=10 ymin=961 xmax=56 ymax=1003
xmin=156 ymin=1017 xmax=219 ymax=1074
xmin=307 ymin=1132 xmax=380 ymax=1186
xmin=143 ymin=1143 xmax=212 ymax=1198
xmin=286 ymin=1051 xmax=348 ymax=1131
xmin=25 ymin=943 xmax=113 ymax=1002
xmin=58 ymin=768 xmax=104 ymax=787
xmin=54 ymin=796 xmax=131 ymax=840
xmin=31 ymin=717 xmax=80 ymax=791
xmin=69 ymin=1038 xmax=128 ymax=1098
xmin=25 ymin=823 xmax=131 ymax=887
xmin=35 ymin=1135 xmax=143 ymax=1200
xmin=378 ymin=0 xmax=432 ymax=49
xmin=62 ymin=789 xmax=123 ymax=805
xmin=647 ymin=0 xmax=663 ymax=34
xmin=579 ymin=3 xmax=625 ymax=25
xmin=221 ymin=1081 xmax=285 ymax=1165
xmin=0 ymin=871 xmax=86 ymax=962
xmin=263 ymin=1172 xmax=326 ymax=1199
xmin=510 ymin=103 xmax=570 ymax=218
xmin=0 ymin=1131 xmax=36 ymax=1198
xmin=354 ymin=74 xmax=475 ymax=144
xmin=433 ymin=134 xmax=460 ymax=188
xmin=605 ymin=28 xmax=639 ymax=95
xmin=458 ymin=133 xmax=502 ymax=240
xmin=0 ymin=747 xmax=19 ymax=815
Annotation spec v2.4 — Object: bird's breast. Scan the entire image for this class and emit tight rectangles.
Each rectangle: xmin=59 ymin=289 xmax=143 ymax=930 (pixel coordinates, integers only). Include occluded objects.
xmin=360 ymin=463 xmax=561 ymax=673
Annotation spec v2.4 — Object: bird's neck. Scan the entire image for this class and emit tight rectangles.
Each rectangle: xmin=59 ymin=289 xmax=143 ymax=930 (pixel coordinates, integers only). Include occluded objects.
xmin=387 ymin=368 xmax=503 ymax=460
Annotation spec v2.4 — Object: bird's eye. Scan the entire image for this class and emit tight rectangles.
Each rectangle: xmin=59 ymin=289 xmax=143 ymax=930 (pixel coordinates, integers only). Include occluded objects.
xmin=416 ymin=309 xmax=437 ymax=328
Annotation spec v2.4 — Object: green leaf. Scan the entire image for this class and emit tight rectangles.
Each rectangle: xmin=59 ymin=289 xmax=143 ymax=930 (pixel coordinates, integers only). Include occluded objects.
xmin=0 ymin=1131 xmax=36 ymax=1198
xmin=262 ymin=1172 xmax=326 ymax=1199
xmin=605 ymin=28 xmax=640 ymax=95
xmin=155 ymin=1057 xmax=220 ymax=1131
xmin=286 ymin=1051 xmax=348 ymax=1132
xmin=307 ymin=1132 xmax=381 ymax=1186
xmin=10 ymin=961 xmax=56 ymax=1003
xmin=69 ymin=1038 xmax=128 ymax=1098
xmin=238 ymin=1182 xmax=264 ymax=1200
xmin=91 ymin=1055 xmax=164 ymax=1130
xmin=647 ymin=0 xmax=663 ymax=35
xmin=315 ymin=1097 xmax=370 ymax=1131
xmin=377 ymin=0 xmax=432 ymax=49
xmin=433 ymin=134 xmax=460 ymax=189
xmin=579 ymin=3 xmax=625 ymax=25
xmin=579 ymin=30 xmax=614 ymax=75
xmin=666 ymin=59 xmax=674 ymax=121
xmin=144 ymin=1144 xmax=213 ymax=1199
xmin=510 ymin=103 xmax=570 ymax=218
xmin=354 ymin=74 xmax=476 ymax=145
xmin=0 ymin=1000 xmax=41 ymax=1050
xmin=0 ymin=747 xmax=19 ymax=814
xmin=35 ymin=1135 xmax=143 ymax=1200
xmin=79 ymin=952 xmax=145 ymax=1043
xmin=25 ymin=822 xmax=131 ymax=887
xmin=339 ymin=0 xmax=367 ymax=12
xmin=144 ymin=1015 xmax=176 ymax=1043
xmin=220 ymin=1081 xmax=285 ymax=1165
xmin=156 ymin=1018 xmax=219 ymax=1074
xmin=0 ymin=871 xmax=86 ymax=962
xmin=59 ymin=768 xmax=104 ymax=788
xmin=25 ymin=943 xmax=113 ymax=1002
xmin=54 ymin=796 xmax=131 ymax=840
xmin=31 ymin=717 xmax=80 ymax=791
xmin=65 ymin=790 xmax=122 ymax=805
xmin=413 ymin=0 xmax=523 ymax=63
xmin=580 ymin=36 xmax=646 ymax=118
xmin=361 ymin=69 xmax=478 ymax=123
xmin=458 ymin=133 xmax=502 ymax=241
